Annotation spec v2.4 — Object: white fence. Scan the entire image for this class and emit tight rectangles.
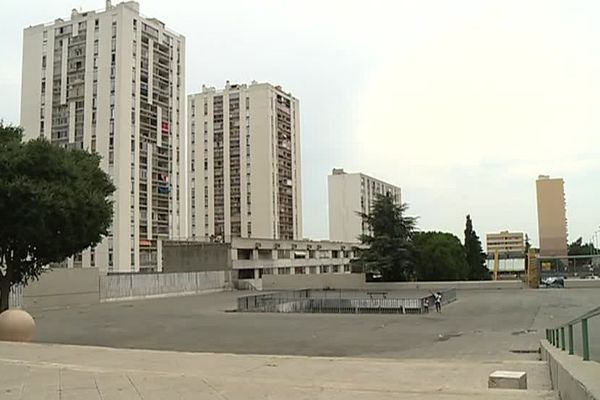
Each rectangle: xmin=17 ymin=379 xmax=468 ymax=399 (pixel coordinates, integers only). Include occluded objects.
xmin=100 ymin=271 xmax=228 ymax=301
xmin=8 ymin=286 xmax=23 ymax=309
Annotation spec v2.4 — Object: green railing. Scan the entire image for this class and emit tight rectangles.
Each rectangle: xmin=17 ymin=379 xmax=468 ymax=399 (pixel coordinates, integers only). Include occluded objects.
xmin=546 ymin=306 xmax=600 ymax=361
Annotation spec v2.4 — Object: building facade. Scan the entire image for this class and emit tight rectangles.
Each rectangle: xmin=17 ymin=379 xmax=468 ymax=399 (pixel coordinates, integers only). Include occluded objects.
xmin=187 ymin=82 xmax=302 ymax=241
xmin=20 ymin=1 xmax=187 ymax=272
xmin=486 ymin=231 xmax=525 ymax=254
xmin=536 ymin=175 xmax=568 ymax=257
xmin=328 ymin=168 xmax=401 ymax=243
xmin=161 ymin=238 xmax=359 ymax=284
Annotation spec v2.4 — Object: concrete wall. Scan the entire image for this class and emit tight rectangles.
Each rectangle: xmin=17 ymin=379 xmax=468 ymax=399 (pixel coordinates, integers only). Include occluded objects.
xmin=162 ymin=242 xmax=231 ymax=273
xmin=100 ymin=271 xmax=229 ymax=301
xmin=262 ymin=273 xmax=366 ymax=290
xmin=18 ymin=268 xmax=230 ymax=310
xmin=541 ymin=339 xmax=600 ymax=400
xmin=23 ymin=268 xmax=100 ymax=310
xmin=565 ymin=279 xmax=600 ymax=289
xmin=7 ymin=286 xmax=24 ymax=309
xmin=262 ymin=274 xmax=524 ymax=291
xmin=368 ymin=280 xmax=524 ymax=291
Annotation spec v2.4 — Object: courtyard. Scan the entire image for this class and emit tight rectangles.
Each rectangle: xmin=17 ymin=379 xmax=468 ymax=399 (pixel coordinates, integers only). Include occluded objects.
xmin=29 ymin=288 xmax=600 ymax=361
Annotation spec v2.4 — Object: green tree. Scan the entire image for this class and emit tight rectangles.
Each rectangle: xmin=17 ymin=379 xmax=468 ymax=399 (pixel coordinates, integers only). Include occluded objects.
xmin=413 ymin=231 xmax=469 ymax=281
xmin=0 ymin=124 xmax=115 ymax=312
xmin=524 ymin=234 xmax=531 ymax=270
xmin=463 ymin=215 xmax=490 ymax=280
xmin=568 ymin=237 xmax=595 ymax=269
xmin=357 ymin=193 xmax=418 ymax=281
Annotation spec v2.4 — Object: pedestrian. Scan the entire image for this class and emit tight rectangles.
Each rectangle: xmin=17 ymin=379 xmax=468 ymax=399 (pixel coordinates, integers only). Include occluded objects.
xmin=434 ymin=292 xmax=442 ymax=313
xmin=423 ymin=297 xmax=429 ymax=313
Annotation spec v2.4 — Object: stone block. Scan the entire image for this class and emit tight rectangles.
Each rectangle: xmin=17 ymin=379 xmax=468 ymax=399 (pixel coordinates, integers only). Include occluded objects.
xmin=488 ymin=370 xmax=527 ymax=390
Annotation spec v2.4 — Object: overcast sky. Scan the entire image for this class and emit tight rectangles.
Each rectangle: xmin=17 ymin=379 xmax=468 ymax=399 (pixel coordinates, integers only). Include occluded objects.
xmin=2 ymin=0 xmax=600 ymax=247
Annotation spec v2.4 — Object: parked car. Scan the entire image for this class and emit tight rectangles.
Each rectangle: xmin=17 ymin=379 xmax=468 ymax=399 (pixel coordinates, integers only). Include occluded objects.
xmin=542 ymin=276 xmax=565 ymax=288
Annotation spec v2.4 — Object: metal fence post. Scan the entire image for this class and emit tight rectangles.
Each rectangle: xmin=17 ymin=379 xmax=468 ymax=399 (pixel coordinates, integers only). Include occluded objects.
xmin=568 ymin=324 xmax=574 ymax=355
xmin=582 ymin=319 xmax=590 ymax=361
xmin=560 ymin=327 xmax=565 ymax=351
xmin=545 ymin=328 xmax=550 ymax=342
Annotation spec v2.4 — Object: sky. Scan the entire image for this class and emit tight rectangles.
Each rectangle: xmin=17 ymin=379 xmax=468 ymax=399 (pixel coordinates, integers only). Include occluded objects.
xmin=2 ymin=0 xmax=600 ymax=248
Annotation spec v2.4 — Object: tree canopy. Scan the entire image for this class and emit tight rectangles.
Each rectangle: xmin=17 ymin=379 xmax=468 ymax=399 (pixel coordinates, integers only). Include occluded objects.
xmin=0 ymin=124 xmax=115 ymax=311
xmin=413 ymin=231 xmax=469 ymax=281
xmin=357 ymin=193 xmax=417 ymax=281
xmin=463 ymin=215 xmax=490 ymax=280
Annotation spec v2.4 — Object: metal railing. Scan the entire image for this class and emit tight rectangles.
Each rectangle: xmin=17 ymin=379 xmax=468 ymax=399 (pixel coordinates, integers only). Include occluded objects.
xmin=546 ymin=306 xmax=600 ymax=361
xmin=238 ymin=288 xmax=457 ymax=314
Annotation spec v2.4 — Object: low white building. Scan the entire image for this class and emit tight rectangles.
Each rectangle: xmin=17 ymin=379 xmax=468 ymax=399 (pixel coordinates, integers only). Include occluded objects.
xmin=328 ymin=168 xmax=401 ymax=243
xmin=161 ymin=238 xmax=361 ymax=284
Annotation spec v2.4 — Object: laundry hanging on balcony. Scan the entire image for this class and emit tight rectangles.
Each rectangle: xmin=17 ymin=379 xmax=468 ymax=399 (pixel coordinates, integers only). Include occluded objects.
xmin=158 ymin=173 xmax=171 ymax=194
xmin=161 ymin=121 xmax=169 ymax=135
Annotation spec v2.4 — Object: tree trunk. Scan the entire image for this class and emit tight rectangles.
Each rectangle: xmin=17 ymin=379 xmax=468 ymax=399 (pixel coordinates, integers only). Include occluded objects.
xmin=0 ymin=278 xmax=10 ymax=313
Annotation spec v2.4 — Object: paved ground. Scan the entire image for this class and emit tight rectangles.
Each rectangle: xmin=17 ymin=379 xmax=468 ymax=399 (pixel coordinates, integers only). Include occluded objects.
xmin=2 ymin=288 xmax=598 ymax=399
xmin=29 ymin=288 xmax=600 ymax=361
xmin=0 ymin=341 xmax=556 ymax=399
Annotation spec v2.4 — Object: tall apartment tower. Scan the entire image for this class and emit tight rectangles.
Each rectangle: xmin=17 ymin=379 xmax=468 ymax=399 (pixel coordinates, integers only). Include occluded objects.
xmin=188 ymin=82 xmax=302 ymax=241
xmin=328 ymin=168 xmax=401 ymax=243
xmin=20 ymin=1 xmax=187 ymax=272
xmin=536 ymin=175 xmax=568 ymax=257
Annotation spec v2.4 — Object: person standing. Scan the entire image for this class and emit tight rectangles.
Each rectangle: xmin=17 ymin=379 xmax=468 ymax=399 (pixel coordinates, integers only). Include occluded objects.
xmin=434 ymin=292 xmax=442 ymax=313
xmin=423 ymin=297 xmax=429 ymax=313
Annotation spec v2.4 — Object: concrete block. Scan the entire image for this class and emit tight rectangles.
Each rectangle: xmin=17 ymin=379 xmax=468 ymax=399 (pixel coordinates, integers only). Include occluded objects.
xmin=488 ymin=370 xmax=527 ymax=390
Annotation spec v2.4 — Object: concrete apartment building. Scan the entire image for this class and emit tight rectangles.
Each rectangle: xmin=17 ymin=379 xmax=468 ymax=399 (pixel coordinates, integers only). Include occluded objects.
xmin=485 ymin=231 xmax=526 ymax=274
xmin=536 ymin=175 xmax=568 ymax=258
xmin=20 ymin=1 xmax=187 ymax=272
xmin=328 ymin=168 xmax=401 ymax=243
xmin=187 ymin=82 xmax=302 ymax=242
xmin=486 ymin=231 xmax=525 ymax=254
xmin=162 ymin=238 xmax=359 ymax=284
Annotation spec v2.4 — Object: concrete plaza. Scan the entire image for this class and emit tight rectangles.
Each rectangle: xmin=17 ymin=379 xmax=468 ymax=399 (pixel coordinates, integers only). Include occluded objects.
xmin=1 ymin=287 xmax=598 ymax=399
xmin=28 ymin=288 xmax=600 ymax=360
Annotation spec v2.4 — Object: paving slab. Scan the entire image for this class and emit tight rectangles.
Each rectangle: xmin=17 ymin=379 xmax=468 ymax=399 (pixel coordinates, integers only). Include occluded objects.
xmin=0 ymin=341 xmax=556 ymax=399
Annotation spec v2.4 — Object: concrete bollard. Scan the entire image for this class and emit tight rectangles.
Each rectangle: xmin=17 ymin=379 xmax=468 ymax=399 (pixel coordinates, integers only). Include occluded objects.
xmin=0 ymin=310 xmax=36 ymax=342
xmin=488 ymin=370 xmax=527 ymax=390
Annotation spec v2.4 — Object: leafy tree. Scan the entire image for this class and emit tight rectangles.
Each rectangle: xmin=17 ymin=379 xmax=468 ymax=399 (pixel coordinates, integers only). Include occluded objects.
xmin=524 ymin=234 xmax=531 ymax=270
xmin=0 ymin=124 xmax=115 ymax=312
xmin=568 ymin=237 xmax=596 ymax=269
xmin=463 ymin=215 xmax=490 ymax=280
xmin=413 ymin=231 xmax=469 ymax=281
xmin=357 ymin=193 xmax=418 ymax=281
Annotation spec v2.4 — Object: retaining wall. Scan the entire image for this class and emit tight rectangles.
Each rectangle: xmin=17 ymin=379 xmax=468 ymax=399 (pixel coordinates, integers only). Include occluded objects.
xmin=540 ymin=339 xmax=600 ymax=400
xmin=100 ymin=271 xmax=229 ymax=301
xmin=13 ymin=269 xmax=228 ymax=310
xmin=262 ymin=273 xmax=366 ymax=290
xmin=262 ymin=273 xmax=523 ymax=291
xmin=565 ymin=279 xmax=600 ymax=289
xmin=22 ymin=268 xmax=100 ymax=310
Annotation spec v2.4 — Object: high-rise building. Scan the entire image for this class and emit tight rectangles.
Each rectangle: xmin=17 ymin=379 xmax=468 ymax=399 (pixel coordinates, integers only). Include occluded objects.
xmin=187 ymin=82 xmax=302 ymax=241
xmin=536 ymin=175 xmax=568 ymax=257
xmin=20 ymin=1 xmax=187 ymax=272
xmin=486 ymin=231 xmax=525 ymax=254
xmin=328 ymin=168 xmax=401 ymax=243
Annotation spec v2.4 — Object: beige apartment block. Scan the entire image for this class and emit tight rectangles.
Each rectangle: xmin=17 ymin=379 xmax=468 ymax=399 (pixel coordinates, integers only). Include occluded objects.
xmin=486 ymin=231 xmax=525 ymax=254
xmin=20 ymin=1 xmax=187 ymax=272
xmin=328 ymin=168 xmax=401 ymax=243
xmin=187 ymin=82 xmax=303 ymax=242
xmin=536 ymin=175 xmax=568 ymax=257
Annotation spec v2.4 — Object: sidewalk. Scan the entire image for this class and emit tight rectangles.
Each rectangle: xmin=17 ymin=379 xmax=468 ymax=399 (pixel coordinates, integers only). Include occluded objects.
xmin=0 ymin=341 xmax=556 ymax=399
